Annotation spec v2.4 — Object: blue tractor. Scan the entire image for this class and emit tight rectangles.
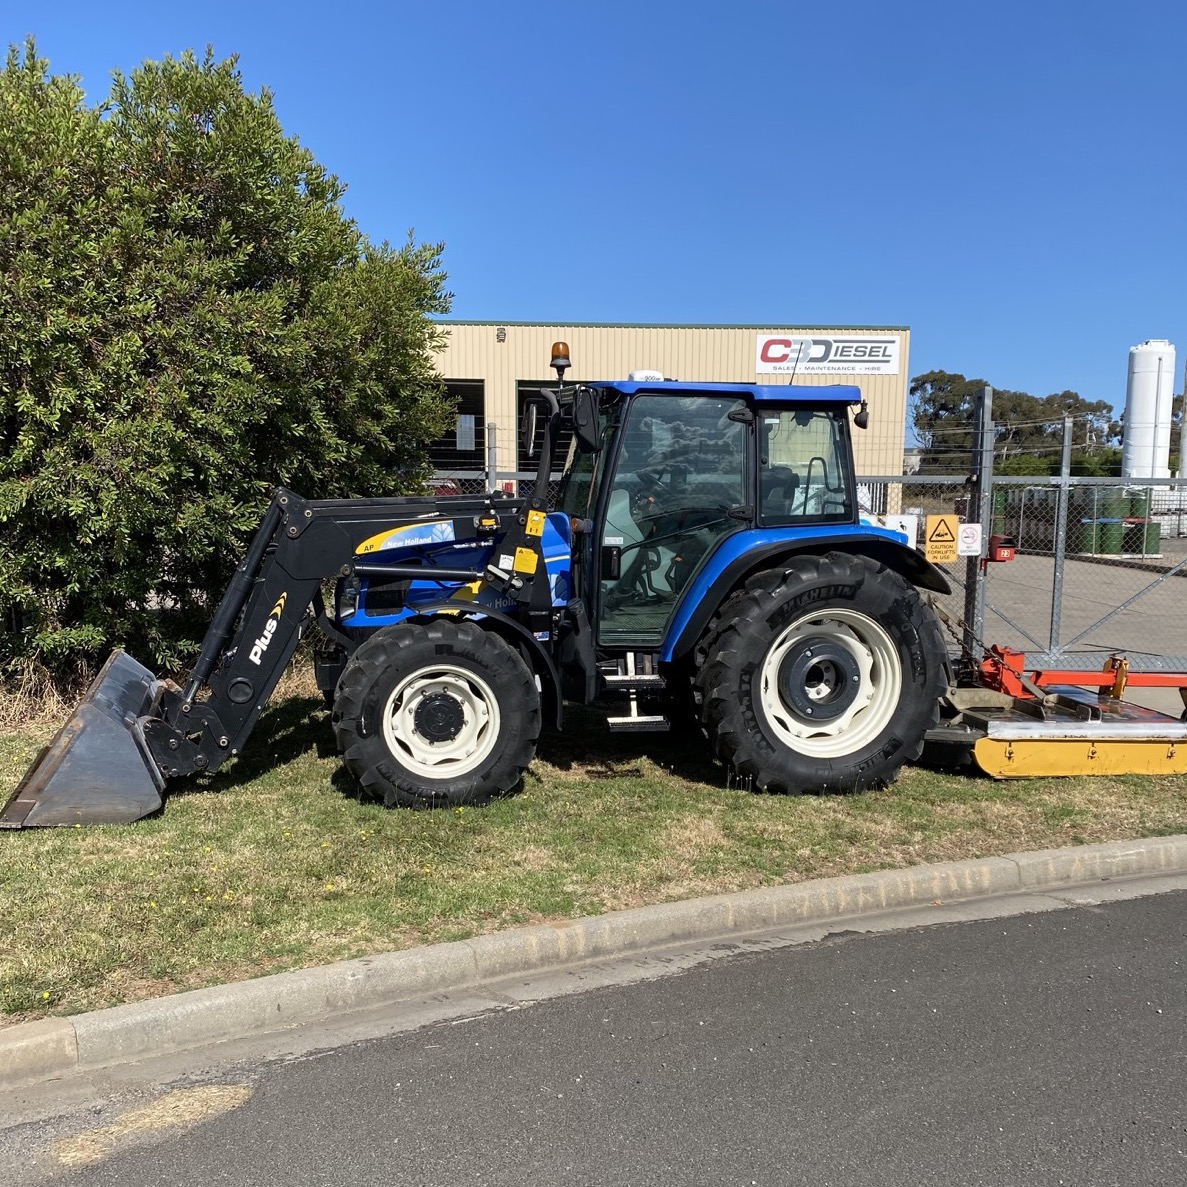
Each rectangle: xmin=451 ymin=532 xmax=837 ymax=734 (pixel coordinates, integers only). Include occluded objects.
xmin=3 ymin=347 xmax=952 ymax=826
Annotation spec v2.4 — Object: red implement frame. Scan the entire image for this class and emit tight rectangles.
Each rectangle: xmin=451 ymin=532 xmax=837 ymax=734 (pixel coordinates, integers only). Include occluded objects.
xmin=981 ymin=645 xmax=1187 ymax=706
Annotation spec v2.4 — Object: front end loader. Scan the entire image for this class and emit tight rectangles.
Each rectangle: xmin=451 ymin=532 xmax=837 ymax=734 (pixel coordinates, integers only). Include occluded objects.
xmin=2 ymin=476 xmax=563 ymax=826
xmin=3 ymin=376 xmax=578 ymax=827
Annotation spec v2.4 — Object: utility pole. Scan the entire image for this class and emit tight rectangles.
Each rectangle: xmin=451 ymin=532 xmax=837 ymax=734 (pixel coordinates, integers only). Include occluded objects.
xmin=962 ymin=385 xmax=994 ymax=665
xmin=1049 ymin=416 xmax=1073 ymax=653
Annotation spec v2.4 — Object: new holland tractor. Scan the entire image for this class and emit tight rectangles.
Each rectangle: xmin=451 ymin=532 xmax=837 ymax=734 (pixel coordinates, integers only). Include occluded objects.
xmin=3 ymin=345 xmax=956 ymax=827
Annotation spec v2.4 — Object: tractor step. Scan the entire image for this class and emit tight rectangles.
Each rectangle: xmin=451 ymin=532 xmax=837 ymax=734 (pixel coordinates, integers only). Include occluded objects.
xmin=607 ymin=714 xmax=671 ymax=732
xmin=602 ymin=652 xmax=668 ymax=731
xmin=602 ymin=674 xmax=667 ymax=692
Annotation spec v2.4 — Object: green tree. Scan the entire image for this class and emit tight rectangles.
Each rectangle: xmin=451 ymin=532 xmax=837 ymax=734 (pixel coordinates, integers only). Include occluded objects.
xmin=1070 ymin=446 xmax=1123 ymax=478
xmin=909 ymin=370 xmax=1120 ymax=476
xmin=0 ymin=42 xmax=453 ymax=681
xmin=908 ymin=370 xmax=986 ymax=471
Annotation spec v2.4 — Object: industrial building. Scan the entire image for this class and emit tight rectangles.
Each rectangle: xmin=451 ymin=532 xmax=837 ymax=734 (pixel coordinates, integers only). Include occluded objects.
xmin=429 ymin=321 xmax=911 ymax=481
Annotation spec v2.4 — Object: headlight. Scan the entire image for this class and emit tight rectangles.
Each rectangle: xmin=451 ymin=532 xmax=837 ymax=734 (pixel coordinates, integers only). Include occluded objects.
xmin=337 ymin=575 xmax=361 ymax=621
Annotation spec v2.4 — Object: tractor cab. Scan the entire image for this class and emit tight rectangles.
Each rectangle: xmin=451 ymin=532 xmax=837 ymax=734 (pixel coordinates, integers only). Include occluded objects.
xmin=552 ymin=375 xmax=868 ymax=650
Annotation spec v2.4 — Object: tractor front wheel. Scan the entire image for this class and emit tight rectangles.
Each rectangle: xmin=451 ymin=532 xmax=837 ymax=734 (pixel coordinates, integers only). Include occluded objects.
xmin=333 ymin=620 xmax=540 ymax=809
xmin=695 ymin=554 xmax=948 ymax=794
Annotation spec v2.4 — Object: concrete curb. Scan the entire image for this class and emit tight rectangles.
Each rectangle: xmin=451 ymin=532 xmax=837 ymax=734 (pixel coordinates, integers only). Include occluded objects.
xmin=4 ymin=835 xmax=1187 ymax=1089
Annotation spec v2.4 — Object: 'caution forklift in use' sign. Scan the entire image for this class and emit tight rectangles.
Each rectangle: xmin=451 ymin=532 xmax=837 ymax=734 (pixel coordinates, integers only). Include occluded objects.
xmin=924 ymin=514 xmax=959 ymax=564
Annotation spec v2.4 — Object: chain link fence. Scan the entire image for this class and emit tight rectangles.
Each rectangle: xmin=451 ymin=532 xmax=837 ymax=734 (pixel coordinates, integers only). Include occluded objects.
xmin=431 ymin=421 xmax=562 ymax=501
xmin=863 ymin=474 xmax=1187 ymax=714
xmin=980 ymin=477 xmax=1187 ymax=667
xmin=430 ymin=470 xmax=563 ymax=503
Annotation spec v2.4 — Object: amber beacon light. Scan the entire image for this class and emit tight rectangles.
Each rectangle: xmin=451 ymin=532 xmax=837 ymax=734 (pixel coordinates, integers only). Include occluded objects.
xmin=550 ymin=341 xmax=571 ymax=384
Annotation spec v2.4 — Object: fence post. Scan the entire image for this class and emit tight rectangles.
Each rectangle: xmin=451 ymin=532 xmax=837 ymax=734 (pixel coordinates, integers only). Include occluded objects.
xmin=962 ymin=386 xmax=994 ymax=664
xmin=1048 ymin=416 xmax=1073 ymax=652
xmin=485 ymin=421 xmax=498 ymax=492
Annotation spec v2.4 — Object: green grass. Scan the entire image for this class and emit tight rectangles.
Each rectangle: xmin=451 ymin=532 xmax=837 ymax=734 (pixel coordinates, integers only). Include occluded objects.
xmin=3 ymin=696 xmax=1187 ymax=1023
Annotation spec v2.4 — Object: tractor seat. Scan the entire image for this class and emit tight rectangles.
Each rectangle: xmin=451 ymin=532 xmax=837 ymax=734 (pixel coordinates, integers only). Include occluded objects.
xmin=605 ymin=489 xmax=643 ymax=545
xmin=761 ymin=466 xmax=799 ymax=517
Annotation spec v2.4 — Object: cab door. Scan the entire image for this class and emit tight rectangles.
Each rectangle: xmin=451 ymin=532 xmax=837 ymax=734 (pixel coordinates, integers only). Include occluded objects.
xmin=597 ymin=392 xmax=749 ymax=646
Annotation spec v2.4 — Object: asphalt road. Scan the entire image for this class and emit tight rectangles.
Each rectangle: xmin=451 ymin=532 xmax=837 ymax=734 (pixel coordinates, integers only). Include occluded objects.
xmin=23 ymin=888 xmax=1187 ymax=1187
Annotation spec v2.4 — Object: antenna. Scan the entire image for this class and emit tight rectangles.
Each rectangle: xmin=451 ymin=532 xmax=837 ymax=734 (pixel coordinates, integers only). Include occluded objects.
xmin=787 ymin=335 xmax=804 ymax=385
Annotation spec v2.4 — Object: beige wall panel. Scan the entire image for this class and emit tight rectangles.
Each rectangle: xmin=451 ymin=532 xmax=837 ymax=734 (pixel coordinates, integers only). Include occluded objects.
xmin=433 ymin=323 xmax=910 ymax=477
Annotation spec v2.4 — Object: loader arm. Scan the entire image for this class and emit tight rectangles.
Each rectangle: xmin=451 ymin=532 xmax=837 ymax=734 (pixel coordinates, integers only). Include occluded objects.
xmin=150 ymin=486 xmax=556 ymax=779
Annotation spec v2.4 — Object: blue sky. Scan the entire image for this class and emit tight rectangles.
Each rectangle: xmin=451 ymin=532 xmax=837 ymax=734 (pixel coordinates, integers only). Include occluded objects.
xmin=6 ymin=1 xmax=1186 ymax=412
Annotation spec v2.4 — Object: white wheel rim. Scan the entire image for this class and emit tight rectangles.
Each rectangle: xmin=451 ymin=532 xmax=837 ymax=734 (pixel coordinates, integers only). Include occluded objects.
xmin=758 ymin=608 xmax=902 ymax=759
xmin=382 ymin=663 xmax=501 ymax=778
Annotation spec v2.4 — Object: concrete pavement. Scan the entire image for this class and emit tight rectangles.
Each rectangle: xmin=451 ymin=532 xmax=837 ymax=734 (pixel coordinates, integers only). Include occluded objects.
xmin=4 ymin=834 xmax=1187 ymax=1092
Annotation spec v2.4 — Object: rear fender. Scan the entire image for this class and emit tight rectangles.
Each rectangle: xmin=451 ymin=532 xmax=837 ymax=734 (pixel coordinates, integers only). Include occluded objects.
xmin=662 ymin=527 xmax=950 ymax=663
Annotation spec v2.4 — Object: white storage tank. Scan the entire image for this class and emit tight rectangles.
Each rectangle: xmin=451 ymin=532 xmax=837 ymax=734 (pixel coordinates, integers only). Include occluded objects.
xmin=1122 ymin=339 xmax=1176 ymax=480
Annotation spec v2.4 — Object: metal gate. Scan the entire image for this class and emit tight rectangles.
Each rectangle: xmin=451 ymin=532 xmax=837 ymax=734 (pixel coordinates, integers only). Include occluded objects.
xmin=862 ymin=387 xmax=1187 ymax=715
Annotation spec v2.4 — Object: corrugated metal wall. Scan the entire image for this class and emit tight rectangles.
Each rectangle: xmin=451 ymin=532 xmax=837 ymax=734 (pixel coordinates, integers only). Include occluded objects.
xmin=433 ymin=322 xmax=910 ymax=476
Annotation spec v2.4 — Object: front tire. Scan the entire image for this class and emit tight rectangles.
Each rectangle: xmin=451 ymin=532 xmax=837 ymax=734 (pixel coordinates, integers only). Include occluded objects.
xmin=695 ymin=553 xmax=948 ymax=794
xmin=333 ymin=620 xmax=541 ymax=808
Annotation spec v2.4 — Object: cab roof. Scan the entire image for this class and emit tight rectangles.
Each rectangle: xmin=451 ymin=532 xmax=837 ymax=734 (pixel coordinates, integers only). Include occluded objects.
xmin=596 ymin=380 xmax=862 ymax=404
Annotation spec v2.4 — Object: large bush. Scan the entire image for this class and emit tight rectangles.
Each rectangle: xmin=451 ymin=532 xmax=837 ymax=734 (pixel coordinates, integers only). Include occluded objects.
xmin=0 ymin=43 xmax=452 ymax=681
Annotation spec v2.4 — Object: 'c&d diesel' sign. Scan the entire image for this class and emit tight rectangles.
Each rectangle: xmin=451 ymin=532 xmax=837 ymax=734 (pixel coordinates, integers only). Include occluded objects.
xmin=755 ymin=334 xmax=900 ymax=376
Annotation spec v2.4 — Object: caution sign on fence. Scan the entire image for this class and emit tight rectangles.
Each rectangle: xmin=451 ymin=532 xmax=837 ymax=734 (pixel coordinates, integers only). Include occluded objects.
xmin=924 ymin=514 xmax=959 ymax=564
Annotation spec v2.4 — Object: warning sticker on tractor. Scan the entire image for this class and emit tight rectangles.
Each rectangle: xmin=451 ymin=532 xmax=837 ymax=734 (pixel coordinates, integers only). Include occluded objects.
xmin=513 ymin=547 xmax=538 ymax=575
xmin=525 ymin=510 xmax=547 ymax=537
xmin=924 ymin=515 xmax=959 ymax=564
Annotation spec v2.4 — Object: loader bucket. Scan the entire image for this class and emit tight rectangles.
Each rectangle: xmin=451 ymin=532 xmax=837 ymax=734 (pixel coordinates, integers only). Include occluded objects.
xmin=1 ymin=650 xmax=167 ymax=828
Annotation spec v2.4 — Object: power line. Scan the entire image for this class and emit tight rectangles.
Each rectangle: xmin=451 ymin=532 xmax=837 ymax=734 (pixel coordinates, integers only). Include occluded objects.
xmin=919 ymin=413 xmax=1116 ymax=438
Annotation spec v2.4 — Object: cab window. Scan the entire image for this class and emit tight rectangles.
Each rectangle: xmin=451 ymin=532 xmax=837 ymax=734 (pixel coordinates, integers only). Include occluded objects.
xmin=758 ymin=409 xmax=853 ymax=524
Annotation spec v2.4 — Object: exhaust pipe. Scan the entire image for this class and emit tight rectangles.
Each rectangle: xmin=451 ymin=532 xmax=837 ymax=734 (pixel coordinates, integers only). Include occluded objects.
xmin=1 ymin=650 xmax=168 ymax=828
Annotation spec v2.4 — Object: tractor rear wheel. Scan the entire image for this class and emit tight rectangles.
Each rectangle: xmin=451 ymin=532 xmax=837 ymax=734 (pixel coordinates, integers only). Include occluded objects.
xmin=333 ymin=620 xmax=540 ymax=809
xmin=695 ymin=553 xmax=948 ymax=794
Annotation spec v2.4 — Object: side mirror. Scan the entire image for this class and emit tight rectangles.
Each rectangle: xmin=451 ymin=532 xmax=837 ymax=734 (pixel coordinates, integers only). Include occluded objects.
xmin=572 ymin=386 xmax=602 ymax=454
xmin=520 ymin=401 xmax=539 ymax=459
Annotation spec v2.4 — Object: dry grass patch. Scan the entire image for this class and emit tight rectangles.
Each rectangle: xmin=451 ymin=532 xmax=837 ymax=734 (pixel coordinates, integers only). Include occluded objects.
xmin=662 ymin=815 xmax=732 ymax=860
xmin=53 ymin=1084 xmax=253 ymax=1168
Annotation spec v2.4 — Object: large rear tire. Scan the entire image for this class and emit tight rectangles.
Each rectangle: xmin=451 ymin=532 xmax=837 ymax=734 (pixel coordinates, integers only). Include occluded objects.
xmin=695 ymin=554 xmax=948 ymax=794
xmin=333 ymin=620 xmax=541 ymax=809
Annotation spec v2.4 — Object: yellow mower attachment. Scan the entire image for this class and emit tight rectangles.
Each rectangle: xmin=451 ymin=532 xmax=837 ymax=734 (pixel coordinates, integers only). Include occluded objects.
xmin=931 ymin=685 xmax=1187 ymax=780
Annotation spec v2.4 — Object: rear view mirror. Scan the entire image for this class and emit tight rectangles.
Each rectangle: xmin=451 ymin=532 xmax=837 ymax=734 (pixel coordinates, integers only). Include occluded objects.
xmin=572 ymin=386 xmax=601 ymax=454
xmin=520 ymin=402 xmax=539 ymax=459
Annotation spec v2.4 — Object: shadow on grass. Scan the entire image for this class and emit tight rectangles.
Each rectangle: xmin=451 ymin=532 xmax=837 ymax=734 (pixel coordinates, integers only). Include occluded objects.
xmin=166 ymin=693 xmax=987 ymax=813
xmin=537 ymin=705 xmax=724 ymax=786
xmin=173 ymin=695 xmax=335 ymax=801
